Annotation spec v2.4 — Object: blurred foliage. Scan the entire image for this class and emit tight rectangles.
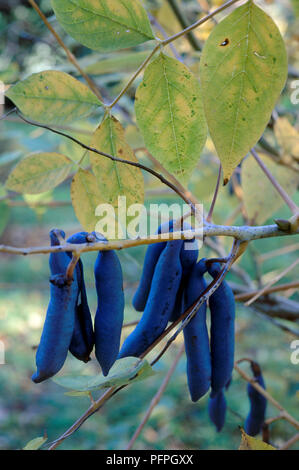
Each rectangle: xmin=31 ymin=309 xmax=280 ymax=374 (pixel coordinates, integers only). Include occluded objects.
xmin=0 ymin=0 xmax=298 ymax=451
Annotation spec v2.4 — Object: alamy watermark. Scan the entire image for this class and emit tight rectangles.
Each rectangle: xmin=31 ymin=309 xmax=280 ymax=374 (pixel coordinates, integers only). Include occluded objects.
xmin=94 ymin=197 xmax=204 ymax=250
xmin=290 ymin=80 xmax=299 ymax=105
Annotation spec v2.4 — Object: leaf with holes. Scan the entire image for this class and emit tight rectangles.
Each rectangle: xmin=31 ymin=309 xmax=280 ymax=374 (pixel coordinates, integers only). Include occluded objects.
xmin=6 ymin=71 xmax=102 ymax=125
xmin=90 ymin=116 xmax=144 ymax=211
xmin=71 ymin=169 xmax=103 ymax=231
xmin=135 ymin=53 xmax=207 ymax=185
xmin=6 ymin=153 xmax=73 ymax=194
xmin=199 ymin=1 xmax=288 ymax=183
xmin=51 ymin=0 xmax=154 ymax=52
xmin=242 ymin=153 xmax=299 ymax=224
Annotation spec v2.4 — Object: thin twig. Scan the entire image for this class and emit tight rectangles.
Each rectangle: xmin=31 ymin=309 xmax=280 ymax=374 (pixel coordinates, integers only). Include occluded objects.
xmin=279 ymin=433 xmax=299 ymax=450
xmin=126 ymin=343 xmax=185 ymax=450
xmin=162 ymin=0 xmax=241 ymax=46
xmin=1 ymin=220 xmax=298 ymax=257
xmin=245 ymin=258 xmax=299 ymax=306
xmin=207 ymin=164 xmax=222 ymax=223
xmin=108 ymin=0 xmax=241 ymax=109
xmin=166 ymin=0 xmax=202 ymax=51
xmin=235 ymin=281 xmax=299 ymax=302
xmin=251 ymin=148 xmax=299 ymax=215
xmin=28 ymin=0 xmax=104 ymax=103
xmin=15 ymin=111 xmax=196 ymax=213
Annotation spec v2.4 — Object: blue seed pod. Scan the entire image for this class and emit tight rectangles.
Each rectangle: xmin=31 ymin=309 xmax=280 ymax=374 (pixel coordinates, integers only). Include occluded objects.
xmin=183 ymin=259 xmax=211 ymax=401
xmin=66 ymin=232 xmax=94 ymax=363
xmin=132 ymin=220 xmax=174 ymax=312
xmin=49 ymin=229 xmax=67 ymax=274
xmin=119 ymin=239 xmax=184 ymax=359
xmin=207 ymin=262 xmax=235 ymax=397
xmin=244 ymin=365 xmax=267 ymax=436
xmin=94 ymin=250 xmax=125 ymax=376
xmin=208 ymin=389 xmax=227 ymax=432
xmin=32 ymin=271 xmax=78 ymax=383
xmin=170 ymin=233 xmax=199 ymax=322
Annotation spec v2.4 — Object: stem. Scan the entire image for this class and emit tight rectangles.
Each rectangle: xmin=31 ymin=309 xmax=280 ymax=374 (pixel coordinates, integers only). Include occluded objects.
xmin=235 ymin=281 xmax=299 ymax=301
xmin=166 ymin=0 xmax=202 ymax=51
xmin=162 ymin=0 xmax=241 ymax=46
xmin=28 ymin=0 xmax=104 ymax=103
xmin=108 ymin=0 xmax=241 ymax=109
xmin=245 ymin=258 xmax=299 ymax=306
xmin=16 ymin=111 xmax=196 ymax=213
xmin=251 ymin=148 xmax=299 ymax=215
xmin=280 ymin=433 xmax=299 ymax=450
xmin=126 ymin=343 xmax=185 ymax=450
xmin=207 ymin=164 xmax=222 ymax=223
xmin=108 ymin=45 xmax=160 ymax=109
xmin=0 ymin=221 xmax=298 ymax=257
xmin=49 ymin=240 xmax=240 ymax=449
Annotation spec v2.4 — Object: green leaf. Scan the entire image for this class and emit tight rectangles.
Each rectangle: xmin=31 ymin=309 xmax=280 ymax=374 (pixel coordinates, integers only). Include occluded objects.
xmin=6 ymin=153 xmax=73 ymax=194
xmin=239 ymin=429 xmax=276 ymax=450
xmin=242 ymin=153 xmax=299 ymax=224
xmin=90 ymin=116 xmax=144 ymax=211
xmin=71 ymin=168 xmax=104 ymax=231
xmin=135 ymin=53 xmax=207 ymax=185
xmin=53 ymin=357 xmax=155 ymax=392
xmin=23 ymin=436 xmax=47 ymax=450
xmin=6 ymin=71 xmax=102 ymax=125
xmin=83 ymin=51 xmax=150 ymax=75
xmin=51 ymin=0 xmax=154 ymax=52
xmin=199 ymin=0 xmax=288 ymax=183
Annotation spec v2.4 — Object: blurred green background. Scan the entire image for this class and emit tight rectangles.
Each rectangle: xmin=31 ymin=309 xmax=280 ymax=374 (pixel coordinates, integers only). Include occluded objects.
xmin=0 ymin=0 xmax=298 ymax=451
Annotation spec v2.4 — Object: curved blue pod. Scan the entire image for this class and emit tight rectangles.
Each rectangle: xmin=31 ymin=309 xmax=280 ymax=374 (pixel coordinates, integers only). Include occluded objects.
xmin=207 ymin=262 xmax=235 ymax=396
xmin=183 ymin=259 xmax=211 ymax=401
xmin=66 ymin=232 xmax=94 ymax=363
xmin=32 ymin=271 xmax=78 ymax=383
xmin=132 ymin=220 xmax=174 ymax=312
xmin=170 ymin=233 xmax=199 ymax=322
xmin=94 ymin=250 xmax=125 ymax=376
xmin=208 ymin=389 xmax=227 ymax=432
xmin=244 ymin=369 xmax=267 ymax=436
xmin=119 ymin=239 xmax=184 ymax=359
xmin=49 ymin=229 xmax=67 ymax=274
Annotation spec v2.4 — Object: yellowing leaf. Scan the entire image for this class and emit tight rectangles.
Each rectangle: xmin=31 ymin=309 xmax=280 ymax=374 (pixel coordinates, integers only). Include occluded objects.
xmin=274 ymin=117 xmax=299 ymax=163
xmin=51 ymin=0 xmax=154 ymax=52
xmin=23 ymin=436 xmax=47 ymax=450
xmin=71 ymin=169 xmax=103 ymax=231
xmin=135 ymin=53 xmax=207 ymax=185
xmin=6 ymin=71 xmax=102 ymax=125
xmin=239 ymin=429 xmax=276 ymax=450
xmin=90 ymin=116 xmax=144 ymax=211
xmin=199 ymin=1 xmax=288 ymax=183
xmin=242 ymin=153 xmax=299 ymax=224
xmin=6 ymin=153 xmax=72 ymax=194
